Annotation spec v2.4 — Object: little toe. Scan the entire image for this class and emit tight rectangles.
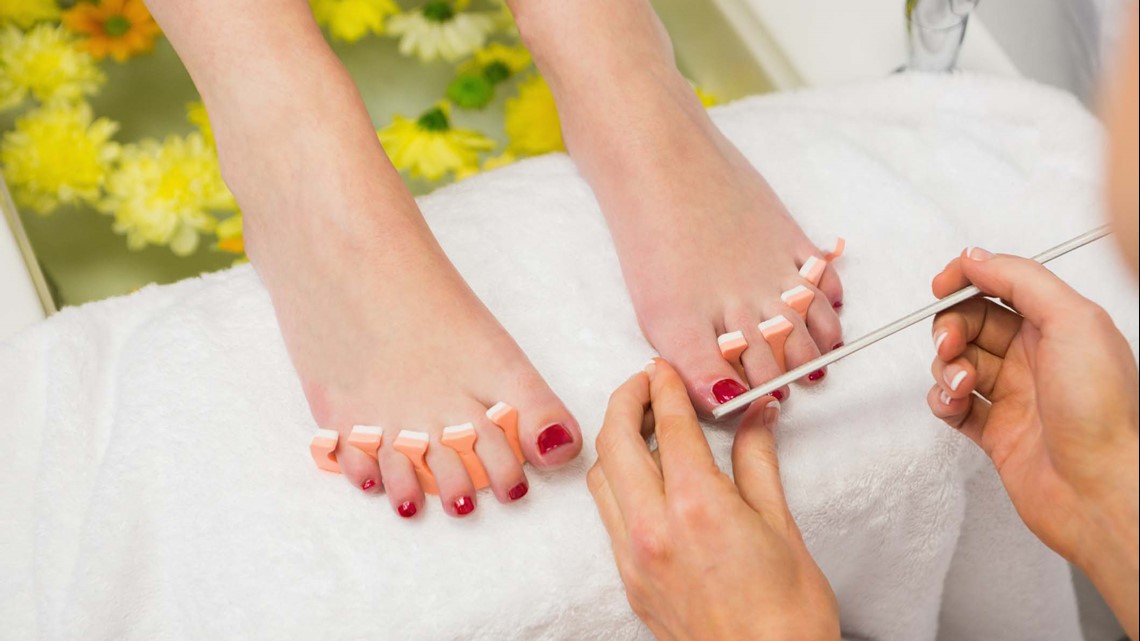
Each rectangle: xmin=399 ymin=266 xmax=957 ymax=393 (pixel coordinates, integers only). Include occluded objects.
xmin=472 ymin=415 xmax=529 ymax=503
xmin=334 ymin=435 xmax=383 ymax=494
xmin=816 ymin=262 xmax=844 ymax=310
xmin=426 ymin=435 xmax=478 ymax=517
xmin=498 ymin=370 xmax=583 ymax=470
xmin=378 ymin=442 xmax=425 ymax=518
xmin=648 ymin=320 xmax=751 ymax=417
xmin=802 ymin=286 xmax=843 ymax=354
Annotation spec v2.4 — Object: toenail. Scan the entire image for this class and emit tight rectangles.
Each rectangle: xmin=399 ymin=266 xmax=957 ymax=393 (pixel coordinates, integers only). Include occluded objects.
xmin=361 ymin=479 xmax=376 ymax=491
xmin=712 ymin=379 xmax=747 ymax=404
xmin=772 ymin=389 xmax=785 ymax=401
xmin=508 ymin=482 xmax=529 ymax=501
xmin=807 ymin=369 xmax=827 ymax=382
xmin=398 ymin=501 xmax=417 ymax=518
xmin=454 ymin=496 xmax=476 ymax=515
xmin=833 ymin=300 xmax=843 ymax=309
xmin=832 ymin=342 xmax=844 ymax=350
xmin=537 ymin=424 xmax=574 ymax=455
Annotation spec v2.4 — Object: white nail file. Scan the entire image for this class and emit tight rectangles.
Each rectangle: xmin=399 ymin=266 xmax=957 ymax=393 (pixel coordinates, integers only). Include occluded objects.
xmin=712 ymin=225 xmax=1113 ymax=418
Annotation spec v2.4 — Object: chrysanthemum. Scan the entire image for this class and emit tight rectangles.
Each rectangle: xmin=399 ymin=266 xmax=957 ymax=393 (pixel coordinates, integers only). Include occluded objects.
xmin=186 ymin=100 xmax=214 ymax=146
xmin=62 ymin=0 xmax=162 ymax=62
xmin=310 ymin=0 xmax=398 ymax=43
xmin=0 ymin=24 xmax=105 ymax=111
xmin=215 ymin=213 xmax=244 ymax=255
xmin=694 ymin=85 xmax=719 ymax=107
xmin=0 ymin=0 xmax=59 ymax=28
xmin=386 ymin=2 xmax=495 ymax=63
xmin=0 ymin=102 xmax=120 ymax=215
xmin=504 ymin=75 xmax=563 ymax=156
xmin=100 ymin=133 xmax=235 ymax=255
xmin=463 ymin=42 xmax=531 ymax=79
xmin=378 ymin=102 xmax=495 ymax=181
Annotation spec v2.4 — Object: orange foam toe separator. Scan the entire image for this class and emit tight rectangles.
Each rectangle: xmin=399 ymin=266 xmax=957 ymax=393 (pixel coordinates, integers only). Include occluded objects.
xmin=717 ymin=331 xmax=748 ymax=362
xmin=394 ymin=430 xmax=438 ymax=495
xmin=759 ymin=315 xmax=794 ymax=372
xmin=781 ymin=285 xmax=814 ymax=318
xmin=442 ymin=423 xmax=490 ymax=490
xmin=799 ymin=256 xmax=826 ymax=287
xmin=486 ymin=402 xmax=525 ymax=464
xmin=824 ymin=237 xmax=845 ymax=262
xmin=347 ymin=425 xmax=383 ymax=460
xmin=310 ymin=429 xmax=341 ymax=474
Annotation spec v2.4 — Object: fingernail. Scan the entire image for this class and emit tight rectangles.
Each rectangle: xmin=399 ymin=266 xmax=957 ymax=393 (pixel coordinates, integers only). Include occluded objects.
xmin=832 ymin=300 xmax=843 ymax=309
xmin=934 ymin=330 xmax=948 ymax=352
xmin=763 ymin=399 xmax=781 ymax=424
xmin=361 ymin=479 xmax=376 ymax=491
xmin=397 ymin=501 xmax=418 ymax=518
xmin=966 ymin=246 xmax=994 ymax=261
xmin=940 ymin=390 xmax=953 ymax=405
xmin=454 ymin=496 xmax=476 ymax=516
xmin=807 ymin=369 xmax=827 ymax=382
xmin=945 ymin=367 xmax=967 ymax=391
xmin=832 ymin=342 xmax=844 ymax=350
xmin=644 ymin=358 xmax=657 ymax=376
xmin=771 ymin=388 xmax=785 ymax=401
xmin=712 ymin=378 xmax=747 ymax=404
xmin=508 ymin=482 xmax=529 ymax=501
xmin=537 ymin=424 xmax=574 ymax=455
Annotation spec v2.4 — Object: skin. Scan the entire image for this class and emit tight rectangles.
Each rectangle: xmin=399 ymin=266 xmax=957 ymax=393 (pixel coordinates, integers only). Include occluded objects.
xmin=590 ymin=8 xmax=1138 ymax=639
xmin=143 ymin=0 xmax=844 ymax=514
xmin=588 ymin=360 xmax=838 ymax=641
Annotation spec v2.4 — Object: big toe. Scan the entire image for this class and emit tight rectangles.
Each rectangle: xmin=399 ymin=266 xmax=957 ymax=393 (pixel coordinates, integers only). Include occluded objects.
xmin=495 ymin=370 xmax=582 ymax=470
xmin=649 ymin=319 xmax=751 ymax=417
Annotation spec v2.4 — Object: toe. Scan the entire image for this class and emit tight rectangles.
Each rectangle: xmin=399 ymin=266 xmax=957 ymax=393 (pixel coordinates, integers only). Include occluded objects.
xmin=773 ymin=303 xmax=827 ymax=385
xmin=647 ymin=319 xmax=750 ymax=418
xmin=504 ymin=370 xmax=583 ymax=470
xmin=816 ymin=262 xmax=844 ymax=310
xmin=426 ymin=434 xmax=478 ymax=517
xmin=802 ymin=285 xmax=843 ymax=354
xmin=472 ymin=414 xmax=529 ymax=503
xmin=333 ymin=432 xmax=383 ymax=494
xmin=728 ymin=309 xmax=790 ymax=402
xmin=378 ymin=441 xmax=425 ymax=518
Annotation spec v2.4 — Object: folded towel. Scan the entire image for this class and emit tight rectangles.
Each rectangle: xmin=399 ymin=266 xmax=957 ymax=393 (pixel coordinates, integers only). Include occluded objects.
xmin=2 ymin=73 xmax=1136 ymax=641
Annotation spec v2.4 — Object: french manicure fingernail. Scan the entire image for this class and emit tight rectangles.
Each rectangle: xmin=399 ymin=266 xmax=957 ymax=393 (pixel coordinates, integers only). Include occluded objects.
xmin=966 ymin=247 xmax=994 ymax=261
xmin=454 ymin=496 xmax=476 ymax=516
xmin=934 ymin=330 xmax=948 ymax=352
xmin=940 ymin=390 xmax=953 ymax=405
xmin=508 ymin=482 xmax=529 ymax=501
xmin=361 ymin=479 xmax=376 ymax=491
xmin=946 ymin=367 xmax=967 ymax=391
xmin=712 ymin=378 xmax=747 ymax=404
xmin=764 ymin=399 xmax=781 ymax=423
xmin=537 ymin=424 xmax=573 ymax=455
xmin=644 ymin=359 xmax=657 ymax=376
xmin=807 ymin=369 xmax=827 ymax=382
xmin=397 ymin=501 xmax=417 ymax=518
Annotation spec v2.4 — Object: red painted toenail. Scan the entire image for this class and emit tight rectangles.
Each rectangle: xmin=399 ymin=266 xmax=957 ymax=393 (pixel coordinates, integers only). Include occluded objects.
xmin=713 ymin=379 xmax=747 ymax=404
xmin=508 ymin=482 xmax=529 ymax=501
xmin=833 ymin=301 xmax=843 ymax=309
xmin=832 ymin=342 xmax=844 ymax=350
xmin=454 ymin=496 xmax=476 ymax=515
xmin=808 ymin=369 xmax=827 ymax=381
xmin=537 ymin=424 xmax=573 ymax=455
xmin=397 ymin=501 xmax=417 ymax=518
xmin=361 ymin=479 xmax=376 ymax=491
xmin=772 ymin=389 xmax=785 ymax=401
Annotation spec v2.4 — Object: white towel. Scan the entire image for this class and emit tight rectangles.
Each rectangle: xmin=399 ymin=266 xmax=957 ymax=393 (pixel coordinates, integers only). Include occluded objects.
xmin=1 ymin=74 xmax=1136 ymax=641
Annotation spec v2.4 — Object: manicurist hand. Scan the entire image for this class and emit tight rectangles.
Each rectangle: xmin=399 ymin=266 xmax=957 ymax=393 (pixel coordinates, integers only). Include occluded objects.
xmin=929 ymin=249 xmax=1139 ymax=639
xmin=588 ymin=359 xmax=838 ymax=641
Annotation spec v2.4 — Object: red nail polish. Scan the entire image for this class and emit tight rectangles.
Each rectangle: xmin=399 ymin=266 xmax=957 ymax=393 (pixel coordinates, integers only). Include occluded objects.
xmin=833 ymin=301 xmax=843 ymax=309
xmin=772 ymin=389 xmax=785 ymax=401
xmin=832 ymin=342 xmax=844 ymax=350
xmin=807 ymin=369 xmax=827 ymax=382
xmin=713 ymin=379 xmax=747 ymax=404
xmin=508 ymin=482 xmax=529 ymax=501
xmin=454 ymin=496 xmax=476 ymax=515
xmin=397 ymin=501 xmax=417 ymax=518
xmin=537 ymin=424 xmax=573 ymax=455
xmin=361 ymin=479 xmax=376 ymax=491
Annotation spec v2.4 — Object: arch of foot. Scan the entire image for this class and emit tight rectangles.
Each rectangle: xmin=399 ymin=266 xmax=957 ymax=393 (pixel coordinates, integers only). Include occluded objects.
xmin=307 ymin=402 xmax=523 ymax=496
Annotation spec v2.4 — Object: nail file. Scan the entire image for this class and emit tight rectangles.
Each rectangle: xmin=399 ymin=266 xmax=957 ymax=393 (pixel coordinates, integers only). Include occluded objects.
xmin=713 ymin=225 xmax=1113 ymax=418
xmin=717 ymin=330 xmax=748 ymax=361
xmin=442 ymin=423 xmax=491 ymax=490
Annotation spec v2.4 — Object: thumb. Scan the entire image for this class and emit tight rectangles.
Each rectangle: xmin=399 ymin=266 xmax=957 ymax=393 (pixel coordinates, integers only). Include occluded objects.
xmin=958 ymin=248 xmax=1089 ymax=328
xmin=731 ymin=397 xmax=788 ymax=516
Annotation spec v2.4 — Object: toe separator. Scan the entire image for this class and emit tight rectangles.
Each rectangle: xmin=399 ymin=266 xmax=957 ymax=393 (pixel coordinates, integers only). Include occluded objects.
xmin=394 ymin=430 xmax=438 ymax=495
xmin=487 ymin=402 xmax=525 ymax=464
xmin=310 ymin=429 xmax=341 ymax=474
xmin=780 ymin=285 xmax=814 ymax=318
xmin=442 ymin=423 xmax=490 ymax=490
xmin=717 ymin=331 xmax=748 ymax=362
xmin=348 ymin=425 xmax=383 ymax=460
xmin=759 ymin=315 xmax=794 ymax=372
xmin=799 ymin=256 xmax=827 ymax=287
xmin=823 ymin=237 xmax=845 ymax=262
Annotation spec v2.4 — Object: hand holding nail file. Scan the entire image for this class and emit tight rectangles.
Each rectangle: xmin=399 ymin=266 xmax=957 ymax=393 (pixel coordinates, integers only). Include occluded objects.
xmin=712 ymin=225 xmax=1114 ymax=419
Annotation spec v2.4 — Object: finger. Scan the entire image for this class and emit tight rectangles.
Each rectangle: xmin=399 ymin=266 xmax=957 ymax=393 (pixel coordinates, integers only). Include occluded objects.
xmin=596 ymin=372 xmax=664 ymax=517
xmin=587 ymin=462 xmax=627 ymax=545
xmin=931 ymin=344 xmax=1004 ymax=398
xmin=730 ymin=397 xmax=789 ymax=516
xmin=645 ymin=359 xmax=720 ymax=490
xmin=957 ymin=249 xmax=1094 ymax=327
xmin=925 ymin=384 xmax=989 ymax=446
xmin=932 ymin=297 xmax=1024 ymax=361
xmin=932 ymin=256 xmax=968 ymax=298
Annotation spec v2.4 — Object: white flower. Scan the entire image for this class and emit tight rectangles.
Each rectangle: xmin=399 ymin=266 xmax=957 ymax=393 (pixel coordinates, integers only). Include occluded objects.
xmin=387 ymin=1 xmax=495 ymax=63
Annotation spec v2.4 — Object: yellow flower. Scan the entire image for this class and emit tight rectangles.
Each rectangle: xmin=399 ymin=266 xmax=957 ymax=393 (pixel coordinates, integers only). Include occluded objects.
xmin=100 ymin=133 xmax=235 ymax=255
xmin=481 ymin=151 xmax=516 ymax=171
xmin=694 ymin=85 xmax=719 ymax=107
xmin=310 ymin=0 xmax=398 ymax=43
xmin=387 ymin=2 xmax=495 ymax=63
xmin=0 ymin=0 xmax=59 ymax=28
xmin=378 ymin=102 xmax=495 ymax=181
xmin=186 ymin=100 xmax=214 ymax=146
xmin=215 ymin=213 xmax=245 ymax=255
xmin=62 ymin=0 xmax=162 ymax=63
xmin=0 ymin=102 xmax=120 ymax=215
xmin=0 ymin=24 xmax=106 ymax=111
xmin=504 ymin=75 xmax=563 ymax=156
xmin=460 ymin=42 xmax=532 ymax=78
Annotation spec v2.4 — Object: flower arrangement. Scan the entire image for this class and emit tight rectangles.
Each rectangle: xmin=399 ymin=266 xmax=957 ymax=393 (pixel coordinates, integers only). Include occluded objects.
xmin=1 ymin=0 xmax=715 ymax=261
